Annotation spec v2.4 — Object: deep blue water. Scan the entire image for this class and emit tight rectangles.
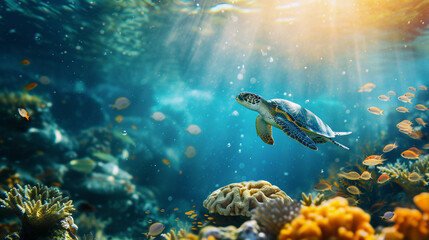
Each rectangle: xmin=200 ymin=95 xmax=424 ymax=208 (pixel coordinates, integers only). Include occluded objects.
xmin=1 ymin=0 xmax=429 ymax=237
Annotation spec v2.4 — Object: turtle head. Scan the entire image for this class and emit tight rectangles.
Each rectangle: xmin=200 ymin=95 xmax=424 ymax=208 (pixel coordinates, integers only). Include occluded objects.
xmin=236 ymin=92 xmax=264 ymax=111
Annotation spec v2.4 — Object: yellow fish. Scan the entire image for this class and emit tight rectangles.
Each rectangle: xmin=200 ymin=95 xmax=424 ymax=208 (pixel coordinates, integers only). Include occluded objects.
xmin=408 ymin=86 xmax=416 ymax=92
xmin=346 ymin=186 xmax=361 ymax=195
xmin=383 ymin=142 xmax=398 ymax=153
xmin=338 ymin=171 xmax=361 ymax=180
xmin=363 ymin=158 xmax=385 ymax=166
xmin=416 ymin=118 xmax=427 ymax=127
xmin=396 ymin=107 xmax=409 ymax=113
xmin=360 ymin=171 xmax=372 ymax=180
xmin=408 ymin=172 xmax=423 ymax=182
xmin=415 ymin=104 xmax=428 ymax=111
xmin=378 ymin=95 xmax=390 ymax=101
xmin=358 ymin=83 xmax=375 ymax=92
xmin=367 ymin=107 xmax=383 ymax=116
xmin=418 ymin=85 xmax=427 ymax=91
xmin=313 ymin=181 xmax=332 ymax=191
xmin=404 ymin=92 xmax=415 ymax=98
xmin=387 ymin=91 xmax=397 ymax=96
xmin=423 ymin=144 xmax=429 ymax=149
xmin=398 ymin=95 xmax=412 ymax=104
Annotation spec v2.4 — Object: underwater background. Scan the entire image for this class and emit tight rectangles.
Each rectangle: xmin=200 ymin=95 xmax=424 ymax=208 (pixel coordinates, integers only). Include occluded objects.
xmin=0 ymin=0 xmax=429 ymax=239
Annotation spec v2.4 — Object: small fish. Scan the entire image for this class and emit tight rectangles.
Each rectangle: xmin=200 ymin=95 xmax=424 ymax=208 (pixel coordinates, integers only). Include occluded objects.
xmin=24 ymin=82 xmax=38 ymax=91
xmin=378 ymin=95 xmax=390 ymax=101
xmin=360 ymin=171 xmax=372 ymax=180
xmin=381 ymin=211 xmax=395 ymax=220
xmin=38 ymin=75 xmax=51 ymax=84
xmin=377 ymin=174 xmax=390 ymax=184
xmin=407 ymin=130 xmax=422 ymax=140
xmin=367 ymin=107 xmax=383 ymax=116
xmin=313 ymin=181 xmax=332 ymax=191
xmin=404 ymin=92 xmax=415 ymax=98
xmin=358 ymin=83 xmax=376 ymax=92
xmin=398 ymin=95 xmax=412 ymax=104
xmin=151 ymin=112 xmax=166 ymax=122
xmin=383 ymin=142 xmax=398 ymax=153
xmin=407 ymin=147 xmax=425 ymax=155
xmin=408 ymin=172 xmax=424 ymax=182
xmin=185 ymin=210 xmax=195 ymax=215
xmin=21 ymin=59 xmax=30 ymax=65
xmin=18 ymin=108 xmax=30 ymax=120
xmin=387 ymin=91 xmax=397 ymax=96
xmin=346 ymin=186 xmax=361 ymax=195
xmin=416 ymin=118 xmax=427 ymax=127
xmin=69 ymin=157 xmax=96 ymax=174
xmin=396 ymin=107 xmax=409 ymax=113
xmin=363 ymin=158 xmax=385 ymax=166
xmin=92 ymin=152 xmax=117 ymax=162
xmin=398 ymin=120 xmax=413 ymax=126
xmin=408 ymin=86 xmax=416 ymax=92
xmin=162 ymin=158 xmax=170 ymax=165
xmin=173 ymin=208 xmax=179 ymax=211
xmin=338 ymin=171 xmax=361 ymax=180
xmin=110 ymin=97 xmax=131 ymax=110
xmin=415 ymin=104 xmax=428 ymax=111
xmin=190 ymin=214 xmax=197 ymax=218
xmin=115 ymin=115 xmax=124 ymax=123
xmin=423 ymin=144 xmax=429 ymax=149
xmin=143 ymin=222 xmax=165 ymax=239
xmin=365 ymin=154 xmax=383 ymax=160
xmin=131 ymin=125 xmax=138 ymax=130
xmin=418 ymin=85 xmax=427 ymax=91
xmin=401 ymin=150 xmax=420 ymax=159
xmin=184 ymin=145 xmax=197 ymax=158
xmin=186 ymin=124 xmax=201 ymax=135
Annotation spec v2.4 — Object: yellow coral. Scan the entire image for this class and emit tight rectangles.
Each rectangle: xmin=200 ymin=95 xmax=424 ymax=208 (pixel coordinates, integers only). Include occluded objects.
xmin=414 ymin=192 xmax=429 ymax=213
xmin=278 ymin=197 xmax=375 ymax=240
xmin=203 ymin=180 xmax=291 ymax=217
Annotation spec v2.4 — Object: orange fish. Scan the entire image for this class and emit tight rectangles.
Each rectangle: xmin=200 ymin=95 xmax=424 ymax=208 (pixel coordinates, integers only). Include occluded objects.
xmin=383 ymin=143 xmax=398 ymax=153
xmin=387 ymin=91 xmax=397 ymax=96
xmin=398 ymin=95 xmax=412 ymax=104
xmin=378 ymin=95 xmax=390 ymax=101
xmin=131 ymin=125 xmax=138 ymax=130
xmin=416 ymin=118 xmax=427 ymax=127
xmin=408 ymin=86 xmax=416 ymax=92
xmin=398 ymin=120 xmax=412 ymax=126
xmin=401 ymin=150 xmax=420 ymax=159
xmin=185 ymin=210 xmax=195 ymax=215
xmin=360 ymin=171 xmax=372 ymax=180
xmin=115 ymin=115 xmax=124 ymax=123
xmin=363 ymin=155 xmax=386 ymax=166
xmin=367 ymin=107 xmax=383 ymax=116
xmin=377 ymin=174 xmax=390 ymax=184
xmin=365 ymin=154 xmax=383 ymax=160
xmin=408 ymin=172 xmax=423 ymax=182
xmin=396 ymin=107 xmax=409 ymax=113
xmin=418 ymin=85 xmax=427 ymax=91
xmin=358 ymin=83 xmax=376 ymax=92
xmin=415 ymin=104 xmax=428 ymax=111
xmin=18 ymin=108 xmax=30 ymax=120
xmin=407 ymin=130 xmax=422 ymax=140
xmin=423 ymin=144 xmax=429 ymax=150
xmin=404 ymin=92 xmax=415 ymax=98
xmin=407 ymin=147 xmax=425 ymax=155
xmin=24 ymin=82 xmax=38 ymax=91
xmin=173 ymin=208 xmax=179 ymax=211
xmin=162 ymin=158 xmax=170 ymax=165
xmin=346 ymin=186 xmax=361 ymax=195
xmin=21 ymin=59 xmax=30 ymax=65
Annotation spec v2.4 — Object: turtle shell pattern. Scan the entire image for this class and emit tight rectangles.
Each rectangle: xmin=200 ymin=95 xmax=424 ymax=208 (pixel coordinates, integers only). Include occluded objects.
xmin=270 ymin=99 xmax=335 ymax=138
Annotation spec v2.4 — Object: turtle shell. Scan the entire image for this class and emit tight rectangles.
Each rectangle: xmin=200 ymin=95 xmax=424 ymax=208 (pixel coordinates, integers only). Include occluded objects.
xmin=270 ymin=99 xmax=335 ymax=138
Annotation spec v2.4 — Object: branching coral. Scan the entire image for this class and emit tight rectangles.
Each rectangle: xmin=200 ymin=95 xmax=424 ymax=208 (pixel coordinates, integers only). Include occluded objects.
xmin=0 ymin=184 xmax=76 ymax=239
xmin=278 ymin=197 xmax=375 ymax=240
xmin=301 ymin=193 xmax=325 ymax=206
xmin=251 ymin=199 xmax=301 ymax=237
xmin=203 ymin=180 xmax=291 ymax=217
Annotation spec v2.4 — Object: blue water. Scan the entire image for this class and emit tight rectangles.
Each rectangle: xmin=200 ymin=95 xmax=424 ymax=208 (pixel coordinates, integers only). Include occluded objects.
xmin=1 ymin=0 xmax=429 ymax=237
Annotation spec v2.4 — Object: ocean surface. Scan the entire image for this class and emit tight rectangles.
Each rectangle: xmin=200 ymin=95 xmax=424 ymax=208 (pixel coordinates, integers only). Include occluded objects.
xmin=0 ymin=0 xmax=428 ymax=239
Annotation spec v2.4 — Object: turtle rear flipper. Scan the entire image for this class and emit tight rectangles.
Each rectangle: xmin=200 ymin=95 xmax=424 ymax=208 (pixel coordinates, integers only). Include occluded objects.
xmin=334 ymin=131 xmax=352 ymax=136
xmin=331 ymin=140 xmax=350 ymax=150
xmin=256 ymin=115 xmax=274 ymax=145
xmin=275 ymin=116 xmax=317 ymax=150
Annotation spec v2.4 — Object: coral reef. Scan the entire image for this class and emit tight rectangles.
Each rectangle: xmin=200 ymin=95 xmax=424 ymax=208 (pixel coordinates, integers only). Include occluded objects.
xmin=278 ymin=197 xmax=375 ymax=240
xmin=203 ymin=180 xmax=291 ymax=217
xmin=300 ymin=193 xmax=325 ymax=206
xmin=0 ymin=184 xmax=76 ymax=240
xmin=380 ymin=192 xmax=429 ymax=240
xmin=251 ymin=199 xmax=301 ymax=238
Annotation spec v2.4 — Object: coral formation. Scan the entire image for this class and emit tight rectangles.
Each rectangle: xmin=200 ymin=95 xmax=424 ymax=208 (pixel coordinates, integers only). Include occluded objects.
xmin=301 ymin=193 xmax=325 ymax=206
xmin=203 ymin=180 xmax=291 ymax=217
xmin=0 ymin=184 xmax=76 ymax=240
xmin=278 ymin=197 xmax=375 ymax=240
xmin=251 ymin=199 xmax=301 ymax=238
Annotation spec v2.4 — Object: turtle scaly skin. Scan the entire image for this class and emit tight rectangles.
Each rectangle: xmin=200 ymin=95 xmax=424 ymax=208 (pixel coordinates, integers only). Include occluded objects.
xmin=236 ymin=92 xmax=351 ymax=150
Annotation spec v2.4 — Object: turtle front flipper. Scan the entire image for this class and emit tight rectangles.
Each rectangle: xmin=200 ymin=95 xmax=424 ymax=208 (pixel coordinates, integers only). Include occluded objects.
xmin=256 ymin=115 xmax=274 ymax=145
xmin=274 ymin=116 xmax=318 ymax=150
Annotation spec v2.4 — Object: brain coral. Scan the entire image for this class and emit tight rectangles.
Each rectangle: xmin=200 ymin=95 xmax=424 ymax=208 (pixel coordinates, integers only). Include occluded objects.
xmin=278 ymin=197 xmax=375 ymax=240
xmin=203 ymin=180 xmax=291 ymax=217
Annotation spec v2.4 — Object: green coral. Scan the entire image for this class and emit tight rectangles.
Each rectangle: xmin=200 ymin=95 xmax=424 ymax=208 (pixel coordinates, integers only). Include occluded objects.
xmin=0 ymin=184 xmax=76 ymax=240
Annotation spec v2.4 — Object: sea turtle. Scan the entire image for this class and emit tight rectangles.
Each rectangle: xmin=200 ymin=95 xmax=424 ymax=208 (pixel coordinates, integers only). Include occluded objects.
xmin=236 ymin=92 xmax=351 ymax=150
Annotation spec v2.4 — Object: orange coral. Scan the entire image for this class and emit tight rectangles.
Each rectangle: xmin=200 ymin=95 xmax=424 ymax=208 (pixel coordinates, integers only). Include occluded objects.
xmin=278 ymin=197 xmax=375 ymax=240
xmin=414 ymin=192 xmax=429 ymax=213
